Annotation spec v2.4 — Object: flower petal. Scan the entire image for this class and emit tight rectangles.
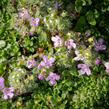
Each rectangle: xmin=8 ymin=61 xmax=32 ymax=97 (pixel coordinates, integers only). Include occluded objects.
xmin=50 ymin=80 xmax=55 ymax=84
xmin=3 ymin=95 xmax=8 ymax=100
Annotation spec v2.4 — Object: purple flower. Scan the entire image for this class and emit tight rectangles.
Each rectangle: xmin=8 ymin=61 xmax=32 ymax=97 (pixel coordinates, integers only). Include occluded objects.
xmin=30 ymin=17 xmax=39 ymax=26
xmin=38 ymin=74 xmax=44 ymax=80
xmin=103 ymin=62 xmax=109 ymax=73
xmin=28 ymin=32 xmax=33 ymax=36
xmin=54 ymin=2 xmax=62 ymax=10
xmin=0 ymin=77 xmax=5 ymax=90
xmin=27 ymin=58 xmax=37 ymax=69
xmin=39 ymin=53 xmax=43 ymax=58
xmin=18 ymin=8 xmax=30 ymax=19
xmin=65 ymin=39 xmax=76 ymax=50
xmin=54 ymin=2 xmax=58 ymax=9
xmin=38 ymin=63 xmax=43 ymax=69
xmin=51 ymin=36 xmax=63 ymax=47
xmin=73 ymin=50 xmax=84 ymax=61
xmin=94 ymin=38 xmax=106 ymax=51
xmin=94 ymin=58 xmax=100 ymax=64
xmin=38 ymin=55 xmax=55 ymax=69
xmin=46 ymin=72 xmax=60 ymax=84
xmin=3 ymin=87 xmax=14 ymax=100
xmin=77 ymin=63 xmax=91 ymax=75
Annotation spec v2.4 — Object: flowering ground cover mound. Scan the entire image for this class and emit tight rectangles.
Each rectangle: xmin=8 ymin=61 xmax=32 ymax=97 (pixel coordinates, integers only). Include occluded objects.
xmin=0 ymin=0 xmax=109 ymax=108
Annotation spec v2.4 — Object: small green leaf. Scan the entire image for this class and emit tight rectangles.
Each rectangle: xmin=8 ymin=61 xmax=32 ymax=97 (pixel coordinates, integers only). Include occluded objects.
xmin=87 ymin=0 xmax=92 ymax=5
xmin=86 ymin=10 xmax=96 ymax=25
xmin=75 ymin=0 xmax=83 ymax=12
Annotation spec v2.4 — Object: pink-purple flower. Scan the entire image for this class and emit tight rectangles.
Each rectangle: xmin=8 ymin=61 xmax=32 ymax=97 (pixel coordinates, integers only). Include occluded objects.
xmin=46 ymin=72 xmax=60 ymax=84
xmin=103 ymin=62 xmax=109 ymax=73
xmin=65 ymin=39 xmax=76 ymax=50
xmin=94 ymin=38 xmax=106 ymax=51
xmin=94 ymin=58 xmax=100 ymax=64
xmin=3 ymin=87 xmax=14 ymax=100
xmin=27 ymin=58 xmax=37 ymax=69
xmin=0 ymin=77 xmax=5 ymax=90
xmin=73 ymin=50 xmax=84 ymax=61
xmin=77 ymin=63 xmax=91 ymax=75
xmin=38 ymin=55 xmax=55 ymax=69
xmin=30 ymin=17 xmax=39 ymax=26
xmin=51 ymin=36 xmax=63 ymax=47
xmin=38 ymin=74 xmax=44 ymax=80
xmin=39 ymin=53 xmax=43 ymax=58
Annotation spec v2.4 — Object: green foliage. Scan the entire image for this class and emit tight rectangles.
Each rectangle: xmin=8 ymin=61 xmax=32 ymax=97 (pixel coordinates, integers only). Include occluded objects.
xmin=86 ymin=10 xmax=96 ymax=25
xmin=72 ymin=76 xmax=109 ymax=109
xmin=74 ymin=16 xmax=88 ymax=32
xmin=0 ymin=0 xmax=109 ymax=109
xmin=8 ymin=68 xmax=38 ymax=94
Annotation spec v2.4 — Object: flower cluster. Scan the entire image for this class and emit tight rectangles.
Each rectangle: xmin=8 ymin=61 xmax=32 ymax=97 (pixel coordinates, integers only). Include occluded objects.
xmin=37 ymin=55 xmax=60 ymax=84
xmin=51 ymin=36 xmax=76 ymax=50
xmin=27 ymin=58 xmax=37 ymax=69
xmin=13 ymin=7 xmax=40 ymax=37
xmin=46 ymin=72 xmax=60 ymax=84
xmin=3 ymin=87 xmax=14 ymax=100
xmin=73 ymin=50 xmax=84 ymax=61
xmin=30 ymin=17 xmax=39 ymax=26
xmin=77 ymin=63 xmax=91 ymax=75
xmin=1 ymin=0 xmax=109 ymax=108
xmin=38 ymin=55 xmax=55 ymax=69
xmin=94 ymin=38 xmax=106 ymax=51
xmin=65 ymin=39 xmax=76 ymax=50
xmin=51 ymin=36 xmax=63 ymax=47
xmin=0 ymin=77 xmax=14 ymax=100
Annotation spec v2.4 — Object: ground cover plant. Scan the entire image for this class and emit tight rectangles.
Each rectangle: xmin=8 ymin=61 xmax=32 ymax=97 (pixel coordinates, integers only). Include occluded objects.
xmin=0 ymin=0 xmax=109 ymax=109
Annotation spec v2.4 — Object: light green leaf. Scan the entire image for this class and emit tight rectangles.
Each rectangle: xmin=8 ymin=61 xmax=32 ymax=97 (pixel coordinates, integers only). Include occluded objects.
xmin=86 ymin=10 xmax=96 ymax=25
xmin=0 ymin=40 xmax=6 ymax=48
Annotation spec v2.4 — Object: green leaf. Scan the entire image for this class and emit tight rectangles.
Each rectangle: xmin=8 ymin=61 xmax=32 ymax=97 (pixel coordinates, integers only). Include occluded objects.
xmin=39 ymin=31 xmax=48 ymax=42
xmin=87 ymin=0 xmax=92 ymax=5
xmin=50 ymin=96 xmax=57 ymax=106
xmin=86 ymin=10 xmax=96 ymax=25
xmin=62 ymin=91 xmax=68 ymax=99
xmin=59 ymin=101 xmax=67 ymax=109
xmin=74 ymin=16 xmax=87 ymax=31
xmin=75 ymin=0 xmax=83 ymax=12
